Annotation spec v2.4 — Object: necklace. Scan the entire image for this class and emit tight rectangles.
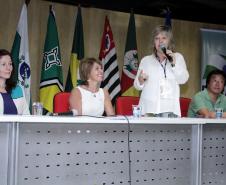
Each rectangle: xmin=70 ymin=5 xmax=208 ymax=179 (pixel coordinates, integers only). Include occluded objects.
xmin=159 ymin=60 xmax=167 ymax=78
xmin=90 ymin=90 xmax=98 ymax=98
xmin=83 ymin=86 xmax=98 ymax=98
xmin=156 ymin=55 xmax=167 ymax=79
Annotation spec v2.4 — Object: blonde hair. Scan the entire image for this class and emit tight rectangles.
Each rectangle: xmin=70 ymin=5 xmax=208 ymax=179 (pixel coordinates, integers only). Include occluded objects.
xmin=151 ymin=25 xmax=175 ymax=54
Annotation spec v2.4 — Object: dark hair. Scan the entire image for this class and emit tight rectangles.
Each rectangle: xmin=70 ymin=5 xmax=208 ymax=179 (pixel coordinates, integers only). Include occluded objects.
xmin=0 ymin=49 xmax=17 ymax=92
xmin=79 ymin=58 xmax=102 ymax=85
xmin=206 ymin=69 xmax=226 ymax=87
xmin=152 ymin=25 xmax=175 ymax=54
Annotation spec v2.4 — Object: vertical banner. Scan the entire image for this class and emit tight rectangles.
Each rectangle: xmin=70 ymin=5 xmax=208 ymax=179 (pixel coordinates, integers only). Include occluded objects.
xmin=99 ymin=16 xmax=121 ymax=105
xmin=11 ymin=3 xmax=31 ymax=109
xmin=65 ymin=6 xmax=84 ymax=92
xmin=40 ymin=6 xmax=63 ymax=113
xmin=121 ymin=12 xmax=139 ymax=97
xmin=201 ymin=29 xmax=226 ymax=90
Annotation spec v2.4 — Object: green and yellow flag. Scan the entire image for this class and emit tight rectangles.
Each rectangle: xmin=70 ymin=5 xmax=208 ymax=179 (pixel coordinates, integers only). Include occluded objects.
xmin=65 ymin=6 xmax=84 ymax=91
xmin=40 ymin=6 xmax=63 ymax=113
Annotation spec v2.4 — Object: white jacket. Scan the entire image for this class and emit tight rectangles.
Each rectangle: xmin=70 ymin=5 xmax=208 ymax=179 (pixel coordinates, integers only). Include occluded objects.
xmin=0 ymin=85 xmax=30 ymax=115
xmin=134 ymin=53 xmax=189 ymax=116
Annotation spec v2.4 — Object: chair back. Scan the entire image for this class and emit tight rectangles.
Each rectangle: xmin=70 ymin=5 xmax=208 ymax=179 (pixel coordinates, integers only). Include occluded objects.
xmin=116 ymin=96 xmax=140 ymax=115
xmin=180 ymin=97 xmax=192 ymax=117
xmin=116 ymin=96 xmax=191 ymax=117
xmin=53 ymin=92 xmax=71 ymax=113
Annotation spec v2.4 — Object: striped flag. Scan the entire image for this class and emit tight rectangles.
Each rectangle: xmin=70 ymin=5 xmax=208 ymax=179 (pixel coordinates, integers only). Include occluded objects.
xmin=99 ymin=16 xmax=121 ymax=104
xmin=121 ymin=12 xmax=139 ymax=96
xmin=40 ymin=6 xmax=63 ymax=113
xmin=11 ymin=3 xmax=31 ymax=110
xmin=65 ymin=6 xmax=84 ymax=91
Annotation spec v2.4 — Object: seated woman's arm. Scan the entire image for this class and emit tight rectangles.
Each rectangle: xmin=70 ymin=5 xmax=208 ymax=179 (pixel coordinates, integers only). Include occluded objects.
xmin=103 ymin=89 xmax=115 ymax=116
xmin=69 ymin=88 xmax=82 ymax=115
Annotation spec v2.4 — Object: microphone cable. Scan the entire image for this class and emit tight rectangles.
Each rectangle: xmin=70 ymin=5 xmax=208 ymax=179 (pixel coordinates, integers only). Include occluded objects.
xmin=123 ymin=115 xmax=132 ymax=185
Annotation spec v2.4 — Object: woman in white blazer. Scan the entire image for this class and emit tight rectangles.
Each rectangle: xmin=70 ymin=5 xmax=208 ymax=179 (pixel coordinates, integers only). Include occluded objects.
xmin=0 ymin=49 xmax=29 ymax=115
xmin=134 ymin=25 xmax=189 ymax=117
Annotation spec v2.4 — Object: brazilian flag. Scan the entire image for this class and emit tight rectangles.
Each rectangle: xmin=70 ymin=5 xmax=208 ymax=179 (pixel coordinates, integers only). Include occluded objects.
xmin=65 ymin=6 xmax=84 ymax=91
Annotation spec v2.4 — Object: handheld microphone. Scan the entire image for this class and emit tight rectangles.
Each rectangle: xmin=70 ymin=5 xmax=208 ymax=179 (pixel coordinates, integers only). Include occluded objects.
xmin=159 ymin=44 xmax=173 ymax=63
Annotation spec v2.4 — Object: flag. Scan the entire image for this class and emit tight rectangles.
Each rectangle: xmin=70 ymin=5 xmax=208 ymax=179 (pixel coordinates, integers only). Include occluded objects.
xmin=164 ymin=8 xmax=172 ymax=28
xmin=40 ymin=6 xmax=63 ymax=113
xmin=200 ymin=28 xmax=226 ymax=90
xmin=99 ymin=16 xmax=121 ymax=104
xmin=65 ymin=6 xmax=84 ymax=92
xmin=121 ymin=12 xmax=139 ymax=97
xmin=11 ymin=3 xmax=31 ymax=109
xmin=203 ymin=54 xmax=226 ymax=79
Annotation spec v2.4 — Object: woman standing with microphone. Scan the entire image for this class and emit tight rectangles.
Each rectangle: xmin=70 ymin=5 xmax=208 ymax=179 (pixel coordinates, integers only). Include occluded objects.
xmin=134 ymin=25 xmax=189 ymax=117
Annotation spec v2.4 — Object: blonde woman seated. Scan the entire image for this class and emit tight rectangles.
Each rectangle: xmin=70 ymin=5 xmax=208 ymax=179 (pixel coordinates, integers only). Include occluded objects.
xmin=69 ymin=58 xmax=115 ymax=116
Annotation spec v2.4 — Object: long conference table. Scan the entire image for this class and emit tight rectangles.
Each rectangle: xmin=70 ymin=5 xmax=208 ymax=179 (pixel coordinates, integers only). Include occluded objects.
xmin=0 ymin=115 xmax=225 ymax=185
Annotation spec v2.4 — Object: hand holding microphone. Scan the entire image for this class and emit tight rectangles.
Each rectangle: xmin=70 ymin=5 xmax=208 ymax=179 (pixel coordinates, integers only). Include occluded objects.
xmin=159 ymin=43 xmax=175 ymax=67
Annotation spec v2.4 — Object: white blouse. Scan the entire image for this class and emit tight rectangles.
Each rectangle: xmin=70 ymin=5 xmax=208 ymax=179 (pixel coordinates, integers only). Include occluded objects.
xmin=77 ymin=86 xmax=105 ymax=116
xmin=134 ymin=53 xmax=189 ymax=116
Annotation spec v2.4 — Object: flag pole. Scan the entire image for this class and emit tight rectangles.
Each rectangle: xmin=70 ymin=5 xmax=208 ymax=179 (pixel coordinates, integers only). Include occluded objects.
xmin=25 ymin=0 xmax=30 ymax=6
xmin=161 ymin=7 xmax=172 ymax=28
